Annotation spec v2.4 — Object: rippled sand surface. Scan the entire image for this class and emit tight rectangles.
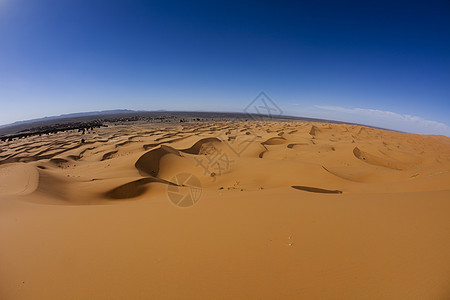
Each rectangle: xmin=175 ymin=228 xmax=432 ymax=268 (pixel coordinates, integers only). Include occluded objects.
xmin=1 ymin=120 xmax=450 ymax=299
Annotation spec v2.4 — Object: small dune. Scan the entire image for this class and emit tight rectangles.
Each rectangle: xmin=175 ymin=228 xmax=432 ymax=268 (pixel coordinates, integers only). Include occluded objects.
xmin=309 ymin=125 xmax=320 ymax=136
xmin=0 ymin=163 xmax=39 ymax=196
xmin=105 ymin=177 xmax=177 ymax=199
xmin=49 ymin=158 xmax=70 ymax=167
xmin=143 ymin=143 xmax=162 ymax=150
xmin=353 ymin=147 xmax=408 ymax=170
xmin=261 ymin=137 xmax=287 ymax=145
xmin=115 ymin=140 xmax=134 ymax=148
xmin=135 ymin=145 xmax=182 ymax=177
xmin=180 ymin=137 xmax=221 ymax=154
xmin=101 ymin=150 xmax=118 ymax=161
xmin=287 ymin=143 xmax=310 ymax=149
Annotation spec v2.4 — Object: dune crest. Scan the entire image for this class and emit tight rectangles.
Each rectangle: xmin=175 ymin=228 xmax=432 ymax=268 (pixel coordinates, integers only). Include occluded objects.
xmin=135 ymin=145 xmax=182 ymax=177
xmin=353 ymin=146 xmax=409 ymax=170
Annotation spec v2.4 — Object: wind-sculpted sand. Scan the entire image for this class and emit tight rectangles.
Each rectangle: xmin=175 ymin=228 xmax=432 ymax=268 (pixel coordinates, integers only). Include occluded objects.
xmin=1 ymin=120 xmax=450 ymax=299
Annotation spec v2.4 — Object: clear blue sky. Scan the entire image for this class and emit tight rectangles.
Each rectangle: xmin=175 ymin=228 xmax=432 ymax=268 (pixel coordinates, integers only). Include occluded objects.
xmin=0 ymin=0 xmax=449 ymax=135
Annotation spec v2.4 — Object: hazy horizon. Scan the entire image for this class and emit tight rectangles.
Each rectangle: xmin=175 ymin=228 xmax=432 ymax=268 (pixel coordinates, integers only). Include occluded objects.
xmin=0 ymin=0 xmax=449 ymax=135
xmin=1 ymin=106 xmax=448 ymax=137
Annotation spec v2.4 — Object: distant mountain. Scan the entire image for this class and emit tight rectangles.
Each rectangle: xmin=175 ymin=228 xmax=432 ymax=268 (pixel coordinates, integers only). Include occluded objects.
xmin=0 ymin=109 xmax=170 ymax=136
xmin=0 ymin=109 xmax=138 ymax=128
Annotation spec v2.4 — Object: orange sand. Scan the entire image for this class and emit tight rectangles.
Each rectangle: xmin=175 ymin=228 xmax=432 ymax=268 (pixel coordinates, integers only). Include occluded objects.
xmin=1 ymin=121 xmax=450 ymax=299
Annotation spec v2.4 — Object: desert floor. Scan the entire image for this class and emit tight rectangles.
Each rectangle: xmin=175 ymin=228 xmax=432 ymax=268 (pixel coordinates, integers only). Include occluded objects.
xmin=1 ymin=121 xmax=450 ymax=299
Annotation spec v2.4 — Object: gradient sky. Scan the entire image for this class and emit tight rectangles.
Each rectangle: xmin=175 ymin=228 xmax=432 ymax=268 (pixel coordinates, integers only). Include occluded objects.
xmin=0 ymin=0 xmax=449 ymax=135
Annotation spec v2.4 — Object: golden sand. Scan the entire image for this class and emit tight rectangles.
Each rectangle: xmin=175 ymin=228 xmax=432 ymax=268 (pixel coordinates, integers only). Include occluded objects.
xmin=1 ymin=121 xmax=450 ymax=299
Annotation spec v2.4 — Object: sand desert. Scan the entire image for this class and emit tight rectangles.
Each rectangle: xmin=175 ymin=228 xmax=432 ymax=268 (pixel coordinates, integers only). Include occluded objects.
xmin=1 ymin=120 xmax=450 ymax=299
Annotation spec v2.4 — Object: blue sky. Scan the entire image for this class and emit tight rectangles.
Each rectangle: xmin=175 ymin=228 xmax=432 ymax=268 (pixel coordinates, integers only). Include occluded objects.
xmin=0 ymin=0 xmax=449 ymax=135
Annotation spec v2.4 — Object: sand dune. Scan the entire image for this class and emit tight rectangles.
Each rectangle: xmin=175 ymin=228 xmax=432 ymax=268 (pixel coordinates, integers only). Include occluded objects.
xmin=261 ymin=136 xmax=287 ymax=145
xmin=105 ymin=177 xmax=177 ymax=199
xmin=1 ymin=120 xmax=450 ymax=299
xmin=135 ymin=145 xmax=182 ymax=177
xmin=0 ymin=163 xmax=39 ymax=195
xmin=180 ymin=137 xmax=222 ymax=154
xmin=353 ymin=146 xmax=409 ymax=170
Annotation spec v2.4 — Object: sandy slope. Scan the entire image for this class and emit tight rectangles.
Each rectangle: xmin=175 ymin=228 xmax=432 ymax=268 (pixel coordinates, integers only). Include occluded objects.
xmin=1 ymin=121 xmax=449 ymax=299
